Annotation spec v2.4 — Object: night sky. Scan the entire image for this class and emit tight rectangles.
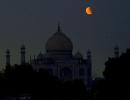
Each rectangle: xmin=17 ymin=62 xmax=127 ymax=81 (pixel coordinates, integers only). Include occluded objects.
xmin=0 ymin=0 xmax=130 ymax=78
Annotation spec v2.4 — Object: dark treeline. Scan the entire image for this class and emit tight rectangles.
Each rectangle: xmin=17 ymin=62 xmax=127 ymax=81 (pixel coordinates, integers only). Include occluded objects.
xmin=1 ymin=49 xmax=130 ymax=100
xmin=90 ymin=49 xmax=130 ymax=100
xmin=0 ymin=64 xmax=87 ymax=100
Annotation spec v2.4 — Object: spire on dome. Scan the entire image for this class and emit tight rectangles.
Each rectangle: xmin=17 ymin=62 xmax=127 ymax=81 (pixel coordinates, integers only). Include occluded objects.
xmin=57 ymin=22 xmax=62 ymax=32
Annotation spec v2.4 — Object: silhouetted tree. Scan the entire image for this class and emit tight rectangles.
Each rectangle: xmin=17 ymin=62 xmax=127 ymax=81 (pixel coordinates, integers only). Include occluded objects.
xmin=104 ymin=49 xmax=130 ymax=88
xmin=0 ymin=63 xmax=88 ymax=100
xmin=61 ymin=80 xmax=87 ymax=100
xmin=88 ymin=49 xmax=130 ymax=100
xmin=102 ymin=49 xmax=130 ymax=99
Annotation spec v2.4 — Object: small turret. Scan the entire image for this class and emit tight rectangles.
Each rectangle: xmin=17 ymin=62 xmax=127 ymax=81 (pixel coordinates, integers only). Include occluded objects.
xmin=87 ymin=49 xmax=91 ymax=60
xmin=29 ymin=56 xmax=32 ymax=64
xmin=87 ymin=49 xmax=92 ymax=87
xmin=114 ymin=45 xmax=119 ymax=58
xmin=6 ymin=49 xmax=11 ymax=66
xmin=20 ymin=45 xmax=26 ymax=65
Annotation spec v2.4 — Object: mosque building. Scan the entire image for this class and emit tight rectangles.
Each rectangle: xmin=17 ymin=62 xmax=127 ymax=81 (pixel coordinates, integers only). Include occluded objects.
xmin=5 ymin=24 xmax=92 ymax=86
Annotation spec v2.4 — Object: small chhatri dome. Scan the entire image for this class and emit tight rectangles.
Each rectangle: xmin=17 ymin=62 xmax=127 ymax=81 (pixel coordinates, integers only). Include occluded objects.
xmin=21 ymin=44 xmax=25 ymax=50
xmin=75 ymin=52 xmax=83 ymax=59
xmin=46 ymin=24 xmax=73 ymax=52
xmin=37 ymin=52 xmax=44 ymax=60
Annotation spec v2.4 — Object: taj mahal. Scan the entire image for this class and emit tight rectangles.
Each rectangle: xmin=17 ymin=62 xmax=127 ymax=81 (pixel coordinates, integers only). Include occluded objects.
xmin=6 ymin=24 xmax=92 ymax=86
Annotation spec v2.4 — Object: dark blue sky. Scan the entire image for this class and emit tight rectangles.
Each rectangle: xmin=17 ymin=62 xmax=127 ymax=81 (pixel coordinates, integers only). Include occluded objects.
xmin=0 ymin=0 xmax=130 ymax=77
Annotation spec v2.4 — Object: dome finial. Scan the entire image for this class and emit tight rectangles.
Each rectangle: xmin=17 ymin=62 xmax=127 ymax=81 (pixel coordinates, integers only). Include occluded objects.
xmin=57 ymin=22 xmax=61 ymax=32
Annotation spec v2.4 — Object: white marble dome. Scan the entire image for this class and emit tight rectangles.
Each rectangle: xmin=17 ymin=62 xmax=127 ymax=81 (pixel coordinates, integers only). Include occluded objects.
xmin=45 ymin=25 xmax=73 ymax=52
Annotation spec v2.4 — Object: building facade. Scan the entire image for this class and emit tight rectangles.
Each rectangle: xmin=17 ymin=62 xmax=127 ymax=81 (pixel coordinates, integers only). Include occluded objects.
xmin=31 ymin=24 xmax=92 ymax=86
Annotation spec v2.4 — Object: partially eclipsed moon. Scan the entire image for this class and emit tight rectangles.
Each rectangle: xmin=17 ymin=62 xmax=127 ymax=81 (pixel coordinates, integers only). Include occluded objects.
xmin=86 ymin=7 xmax=93 ymax=15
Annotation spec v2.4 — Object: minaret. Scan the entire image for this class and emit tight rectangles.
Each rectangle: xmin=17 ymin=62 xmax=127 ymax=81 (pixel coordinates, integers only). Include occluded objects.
xmin=87 ymin=50 xmax=91 ymax=60
xmin=20 ymin=45 xmax=26 ymax=65
xmin=114 ymin=45 xmax=119 ymax=58
xmin=6 ymin=49 xmax=11 ymax=66
xmin=87 ymin=50 xmax=92 ymax=87
xmin=29 ymin=56 xmax=32 ymax=64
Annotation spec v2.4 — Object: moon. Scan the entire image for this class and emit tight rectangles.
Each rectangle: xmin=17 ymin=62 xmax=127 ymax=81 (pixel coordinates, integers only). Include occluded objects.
xmin=86 ymin=6 xmax=93 ymax=15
